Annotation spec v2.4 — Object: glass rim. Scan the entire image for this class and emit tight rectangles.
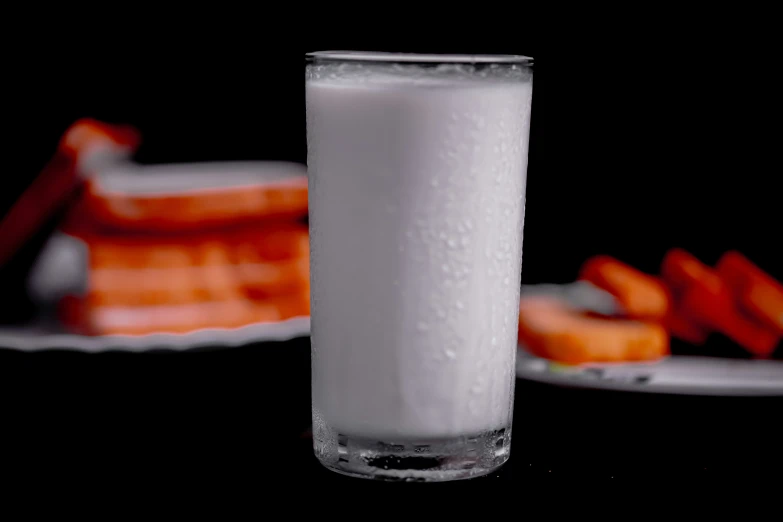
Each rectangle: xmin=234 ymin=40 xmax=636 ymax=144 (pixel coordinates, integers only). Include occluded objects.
xmin=306 ymin=51 xmax=533 ymax=66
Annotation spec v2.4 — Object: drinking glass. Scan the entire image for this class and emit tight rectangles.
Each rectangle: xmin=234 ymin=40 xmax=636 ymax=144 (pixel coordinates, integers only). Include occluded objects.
xmin=306 ymin=51 xmax=533 ymax=481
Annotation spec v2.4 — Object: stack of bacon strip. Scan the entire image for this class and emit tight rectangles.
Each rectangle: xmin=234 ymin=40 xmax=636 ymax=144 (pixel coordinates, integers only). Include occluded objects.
xmin=519 ymin=250 xmax=781 ymax=365
xmin=54 ymin=120 xmax=310 ymax=336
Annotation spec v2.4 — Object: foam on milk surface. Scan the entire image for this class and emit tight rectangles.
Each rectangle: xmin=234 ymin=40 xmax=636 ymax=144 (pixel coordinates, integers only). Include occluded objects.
xmin=307 ymin=66 xmax=532 ymax=439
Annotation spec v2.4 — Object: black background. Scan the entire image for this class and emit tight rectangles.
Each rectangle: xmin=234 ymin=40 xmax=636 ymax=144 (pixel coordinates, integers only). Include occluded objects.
xmin=2 ymin=16 xmax=780 ymax=482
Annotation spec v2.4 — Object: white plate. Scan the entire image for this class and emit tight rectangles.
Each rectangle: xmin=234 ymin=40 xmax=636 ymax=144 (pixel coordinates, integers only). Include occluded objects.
xmin=0 ymin=317 xmax=310 ymax=353
xmin=516 ymin=350 xmax=783 ymax=396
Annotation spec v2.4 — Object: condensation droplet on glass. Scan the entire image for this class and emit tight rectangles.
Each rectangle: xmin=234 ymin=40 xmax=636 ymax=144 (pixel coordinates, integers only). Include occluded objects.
xmin=417 ymin=321 xmax=429 ymax=332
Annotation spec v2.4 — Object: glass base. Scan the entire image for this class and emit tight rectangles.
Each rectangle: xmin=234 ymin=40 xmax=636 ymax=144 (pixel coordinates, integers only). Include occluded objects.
xmin=314 ymin=424 xmax=512 ymax=482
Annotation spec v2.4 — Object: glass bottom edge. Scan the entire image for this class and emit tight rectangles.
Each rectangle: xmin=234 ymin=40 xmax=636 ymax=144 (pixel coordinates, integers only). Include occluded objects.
xmin=314 ymin=426 xmax=512 ymax=482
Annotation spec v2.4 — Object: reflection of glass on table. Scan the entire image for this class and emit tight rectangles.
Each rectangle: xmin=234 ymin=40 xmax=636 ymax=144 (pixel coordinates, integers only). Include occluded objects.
xmin=306 ymin=52 xmax=534 ymax=481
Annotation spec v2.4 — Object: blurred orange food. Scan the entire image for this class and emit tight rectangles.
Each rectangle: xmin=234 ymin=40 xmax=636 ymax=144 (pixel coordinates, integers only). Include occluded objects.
xmin=8 ymin=118 xmax=313 ymax=337
xmin=518 ymin=296 xmax=669 ymax=365
xmin=61 ymin=290 xmax=310 ymax=336
xmin=84 ymin=225 xmax=309 ymax=298
xmin=716 ymin=251 xmax=783 ymax=334
xmin=59 ymin=224 xmax=311 ymax=335
xmin=0 ymin=119 xmax=140 ymax=267
xmin=661 ymin=249 xmax=779 ymax=357
xmin=86 ymin=242 xmax=309 ymax=307
xmin=83 ymin=174 xmax=308 ymax=233
xmin=579 ymin=255 xmax=671 ymax=320
xmin=664 ymin=305 xmax=709 ymax=345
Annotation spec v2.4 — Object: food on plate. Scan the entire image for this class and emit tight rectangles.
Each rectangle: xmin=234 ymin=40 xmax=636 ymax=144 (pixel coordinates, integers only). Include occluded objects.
xmin=60 ymin=290 xmax=310 ymax=336
xmin=661 ymin=249 xmax=779 ymax=357
xmin=86 ymin=256 xmax=309 ymax=307
xmin=664 ymin=306 xmax=709 ymax=345
xmin=82 ymin=225 xmax=310 ymax=303
xmin=579 ymin=255 xmax=670 ymax=320
xmin=716 ymin=251 xmax=783 ymax=334
xmin=660 ymin=248 xmax=715 ymax=292
xmin=57 ymin=223 xmax=310 ymax=335
xmin=39 ymin=120 xmax=313 ymax=336
xmin=58 ymin=118 xmax=140 ymax=162
xmin=524 ymin=250 xmax=780 ymax=365
xmin=518 ymin=295 xmax=669 ymax=365
xmin=81 ymin=171 xmax=308 ymax=232
xmin=0 ymin=119 xmax=139 ymax=267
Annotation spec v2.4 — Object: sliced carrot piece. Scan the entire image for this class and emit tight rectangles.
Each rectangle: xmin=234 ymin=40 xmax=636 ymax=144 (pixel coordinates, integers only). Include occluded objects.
xmin=579 ymin=255 xmax=670 ymax=320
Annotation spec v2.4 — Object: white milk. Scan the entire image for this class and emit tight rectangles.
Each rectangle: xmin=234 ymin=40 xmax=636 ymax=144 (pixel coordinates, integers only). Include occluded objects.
xmin=307 ymin=63 xmax=533 ymax=440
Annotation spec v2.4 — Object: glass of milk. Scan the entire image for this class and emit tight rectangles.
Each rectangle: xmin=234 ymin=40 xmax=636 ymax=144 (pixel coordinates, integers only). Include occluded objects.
xmin=306 ymin=51 xmax=533 ymax=481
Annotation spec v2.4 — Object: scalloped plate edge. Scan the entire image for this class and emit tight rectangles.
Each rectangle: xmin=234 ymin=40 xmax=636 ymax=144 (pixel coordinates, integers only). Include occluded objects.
xmin=0 ymin=316 xmax=310 ymax=353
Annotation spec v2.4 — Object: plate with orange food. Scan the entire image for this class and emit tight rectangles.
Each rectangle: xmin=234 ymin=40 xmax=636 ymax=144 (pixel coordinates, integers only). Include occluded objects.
xmin=515 ymin=254 xmax=783 ymax=396
xmin=0 ymin=119 xmax=311 ymax=352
